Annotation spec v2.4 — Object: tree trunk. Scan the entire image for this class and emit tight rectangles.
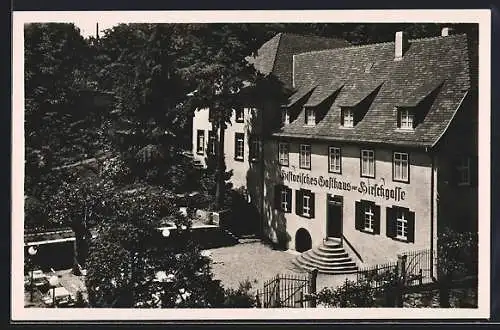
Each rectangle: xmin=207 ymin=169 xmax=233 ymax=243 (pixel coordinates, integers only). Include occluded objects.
xmin=215 ymin=113 xmax=226 ymax=211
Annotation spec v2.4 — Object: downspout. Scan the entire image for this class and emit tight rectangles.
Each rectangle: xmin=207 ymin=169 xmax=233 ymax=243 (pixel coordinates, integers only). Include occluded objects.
xmin=428 ymin=147 xmax=436 ymax=281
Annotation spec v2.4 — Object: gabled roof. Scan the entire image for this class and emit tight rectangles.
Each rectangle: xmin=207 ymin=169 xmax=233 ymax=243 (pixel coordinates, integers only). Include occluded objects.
xmin=273 ymin=33 xmax=476 ymax=148
xmin=247 ymin=33 xmax=350 ymax=89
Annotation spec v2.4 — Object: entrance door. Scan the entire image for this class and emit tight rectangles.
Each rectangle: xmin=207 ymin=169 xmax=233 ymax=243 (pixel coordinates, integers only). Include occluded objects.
xmin=327 ymin=195 xmax=343 ymax=238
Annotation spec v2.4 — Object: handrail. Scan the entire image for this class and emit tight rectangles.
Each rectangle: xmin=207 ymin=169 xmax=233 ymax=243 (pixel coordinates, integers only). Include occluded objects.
xmin=341 ymin=234 xmax=364 ymax=263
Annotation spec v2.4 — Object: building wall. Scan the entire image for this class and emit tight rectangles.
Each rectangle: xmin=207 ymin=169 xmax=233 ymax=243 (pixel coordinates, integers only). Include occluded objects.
xmin=192 ymin=107 xmax=265 ymax=224
xmin=263 ymin=139 xmax=436 ymax=266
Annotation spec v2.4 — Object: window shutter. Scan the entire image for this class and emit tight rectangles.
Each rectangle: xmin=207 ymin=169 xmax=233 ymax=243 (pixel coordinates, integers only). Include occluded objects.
xmin=309 ymin=192 xmax=315 ymax=219
xmin=355 ymin=201 xmax=362 ymax=230
xmin=295 ymin=189 xmax=303 ymax=215
xmin=274 ymin=185 xmax=282 ymax=210
xmin=373 ymin=204 xmax=381 ymax=235
xmin=234 ymin=134 xmax=238 ymax=159
xmin=407 ymin=211 xmax=415 ymax=243
xmin=340 ymin=109 xmax=345 ymax=126
xmin=386 ymin=207 xmax=396 ymax=238
xmin=450 ymin=156 xmax=459 ymax=185
xmin=286 ymin=188 xmax=293 ymax=213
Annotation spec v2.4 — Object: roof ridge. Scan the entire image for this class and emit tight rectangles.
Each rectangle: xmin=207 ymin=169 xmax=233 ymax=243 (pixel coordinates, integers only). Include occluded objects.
xmin=270 ymin=33 xmax=283 ymax=75
xmin=293 ymin=33 xmax=468 ymax=57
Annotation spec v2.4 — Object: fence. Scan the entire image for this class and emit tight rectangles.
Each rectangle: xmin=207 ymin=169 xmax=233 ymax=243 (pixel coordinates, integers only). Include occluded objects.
xmin=256 ymin=270 xmax=317 ymax=308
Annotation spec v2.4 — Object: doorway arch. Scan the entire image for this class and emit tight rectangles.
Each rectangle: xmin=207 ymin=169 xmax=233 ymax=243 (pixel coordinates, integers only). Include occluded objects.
xmin=295 ymin=228 xmax=312 ymax=252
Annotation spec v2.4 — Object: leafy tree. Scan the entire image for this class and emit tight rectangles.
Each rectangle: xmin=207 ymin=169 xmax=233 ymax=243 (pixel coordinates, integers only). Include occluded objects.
xmin=84 ymin=185 xmax=225 ymax=308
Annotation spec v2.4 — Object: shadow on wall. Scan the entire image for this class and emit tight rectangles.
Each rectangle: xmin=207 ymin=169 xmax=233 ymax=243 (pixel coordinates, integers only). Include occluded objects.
xmin=241 ymin=74 xmax=292 ymax=249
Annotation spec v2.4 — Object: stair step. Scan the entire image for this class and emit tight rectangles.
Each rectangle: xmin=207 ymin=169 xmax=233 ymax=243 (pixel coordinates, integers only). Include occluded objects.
xmin=311 ymin=248 xmax=349 ymax=258
xmin=299 ymin=255 xmax=356 ymax=268
xmin=292 ymin=259 xmax=358 ymax=274
xmin=301 ymin=253 xmax=354 ymax=266
xmin=317 ymin=245 xmax=345 ymax=253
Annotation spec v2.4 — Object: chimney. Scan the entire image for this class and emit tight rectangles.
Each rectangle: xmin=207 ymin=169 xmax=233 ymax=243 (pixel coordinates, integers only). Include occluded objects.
xmin=394 ymin=31 xmax=408 ymax=61
xmin=96 ymin=22 xmax=99 ymax=40
xmin=441 ymin=27 xmax=454 ymax=37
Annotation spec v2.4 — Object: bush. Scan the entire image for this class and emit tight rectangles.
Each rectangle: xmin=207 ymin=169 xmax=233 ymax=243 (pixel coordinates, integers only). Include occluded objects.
xmin=222 ymin=279 xmax=257 ymax=308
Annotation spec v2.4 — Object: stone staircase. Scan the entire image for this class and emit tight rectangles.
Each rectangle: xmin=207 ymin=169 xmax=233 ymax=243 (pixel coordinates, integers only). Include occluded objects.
xmin=292 ymin=238 xmax=358 ymax=274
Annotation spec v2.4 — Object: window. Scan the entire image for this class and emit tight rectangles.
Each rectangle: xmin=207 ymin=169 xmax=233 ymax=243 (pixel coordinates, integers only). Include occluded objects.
xmin=250 ymin=138 xmax=260 ymax=162
xmin=295 ymin=189 xmax=315 ymax=218
xmin=399 ymin=108 xmax=414 ymax=130
xmin=235 ymin=108 xmax=244 ymax=122
xmin=208 ymin=131 xmax=216 ymax=155
xmin=278 ymin=142 xmax=289 ymax=166
xmin=281 ymin=108 xmax=290 ymax=125
xmin=303 ymin=195 xmax=311 ymax=217
xmin=299 ymin=144 xmax=311 ymax=170
xmin=196 ymin=130 xmax=205 ymax=154
xmin=360 ymin=149 xmax=375 ymax=178
xmin=343 ymin=108 xmax=354 ymax=127
xmin=393 ymin=152 xmax=409 ymax=182
xmin=457 ymin=157 xmax=470 ymax=186
xmin=328 ymin=147 xmax=341 ymax=173
xmin=386 ymin=206 xmax=415 ymax=242
xmin=355 ymin=200 xmax=380 ymax=234
xmin=364 ymin=204 xmax=375 ymax=232
xmin=305 ymin=108 xmax=315 ymax=126
xmin=234 ymin=133 xmax=244 ymax=161
xmin=275 ymin=185 xmax=292 ymax=213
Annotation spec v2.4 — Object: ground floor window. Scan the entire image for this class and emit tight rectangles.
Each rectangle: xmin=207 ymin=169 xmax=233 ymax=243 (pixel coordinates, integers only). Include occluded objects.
xmin=208 ymin=130 xmax=216 ymax=155
xmin=295 ymin=189 xmax=315 ymax=219
xmin=386 ymin=206 xmax=415 ymax=242
xmin=196 ymin=130 xmax=205 ymax=154
xmin=355 ymin=200 xmax=380 ymax=234
xmin=274 ymin=185 xmax=292 ymax=213
xmin=234 ymin=133 xmax=244 ymax=161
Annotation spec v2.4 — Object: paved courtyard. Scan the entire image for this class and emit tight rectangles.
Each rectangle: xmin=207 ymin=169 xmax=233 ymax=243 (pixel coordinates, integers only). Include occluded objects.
xmin=207 ymin=241 xmax=357 ymax=294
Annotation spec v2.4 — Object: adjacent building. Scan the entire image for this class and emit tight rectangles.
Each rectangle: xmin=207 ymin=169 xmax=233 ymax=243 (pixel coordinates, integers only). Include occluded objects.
xmin=192 ymin=28 xmax=478 ymax=272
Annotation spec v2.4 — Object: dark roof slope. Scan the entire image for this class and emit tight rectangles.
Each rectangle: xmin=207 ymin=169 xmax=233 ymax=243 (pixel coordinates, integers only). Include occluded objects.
xmin=274 ymin=33 xmax=475 ymax=148
xmin=247 ymin=33 xmax=350 ymax=89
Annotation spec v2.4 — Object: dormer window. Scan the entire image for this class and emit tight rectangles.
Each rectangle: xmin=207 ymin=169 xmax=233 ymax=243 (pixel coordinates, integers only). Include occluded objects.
xmin=342 ymin=108 xmax=354 ymax=128
xmin=305 ymin=108 xmax=315 ymax=126
xmin=281 ymin=107 xmax=290 ymax=125
xmin=398 ymin=107 xmax=414 ymax=130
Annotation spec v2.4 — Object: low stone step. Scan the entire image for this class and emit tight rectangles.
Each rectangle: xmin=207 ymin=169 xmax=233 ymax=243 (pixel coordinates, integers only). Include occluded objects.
xmin=317 ymin=245 xmax=345 ymax=253
xmin=301 ymin=253 xmax=354 ymax=266
xmin=292 ymin=258 xmax=358 ymax=274
xmin=311 ymin=248 xmax=349 ymax=259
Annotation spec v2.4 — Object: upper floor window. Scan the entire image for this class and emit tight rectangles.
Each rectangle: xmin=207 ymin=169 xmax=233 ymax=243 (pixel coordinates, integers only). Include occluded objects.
xmin=328 ymin=147 xmax=341 ymax=174
xmin=278 ymin=142 xmax=289 ymax=166
xmin=196 ymin=130 xmax=205 ymax=154
xmin=305 ymin=108 xmax=315 ymax=126
xmin=281 ymin=108 xmax=290 ymax=125
xmin=393 ymin=152 xmax=409 ymax=182
xmin=457 ymin=156 xmax=470 ymax=186
xmin=235 ymin=108 xmax=244 ymax=123
xmin=342 ymin=108 xmax=354 ymax=128
xmin=299 ymin=144 xmax=311 ymax=170
xmin=398 ymin=108 xmax=414 ymax=130
xmin=234 ymin=133 xmax=244 ymax=161
xmin=360 ymin=149 xmax=375 ymax=178
xmin=250 ymin=138 xmax=260 ymax=162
